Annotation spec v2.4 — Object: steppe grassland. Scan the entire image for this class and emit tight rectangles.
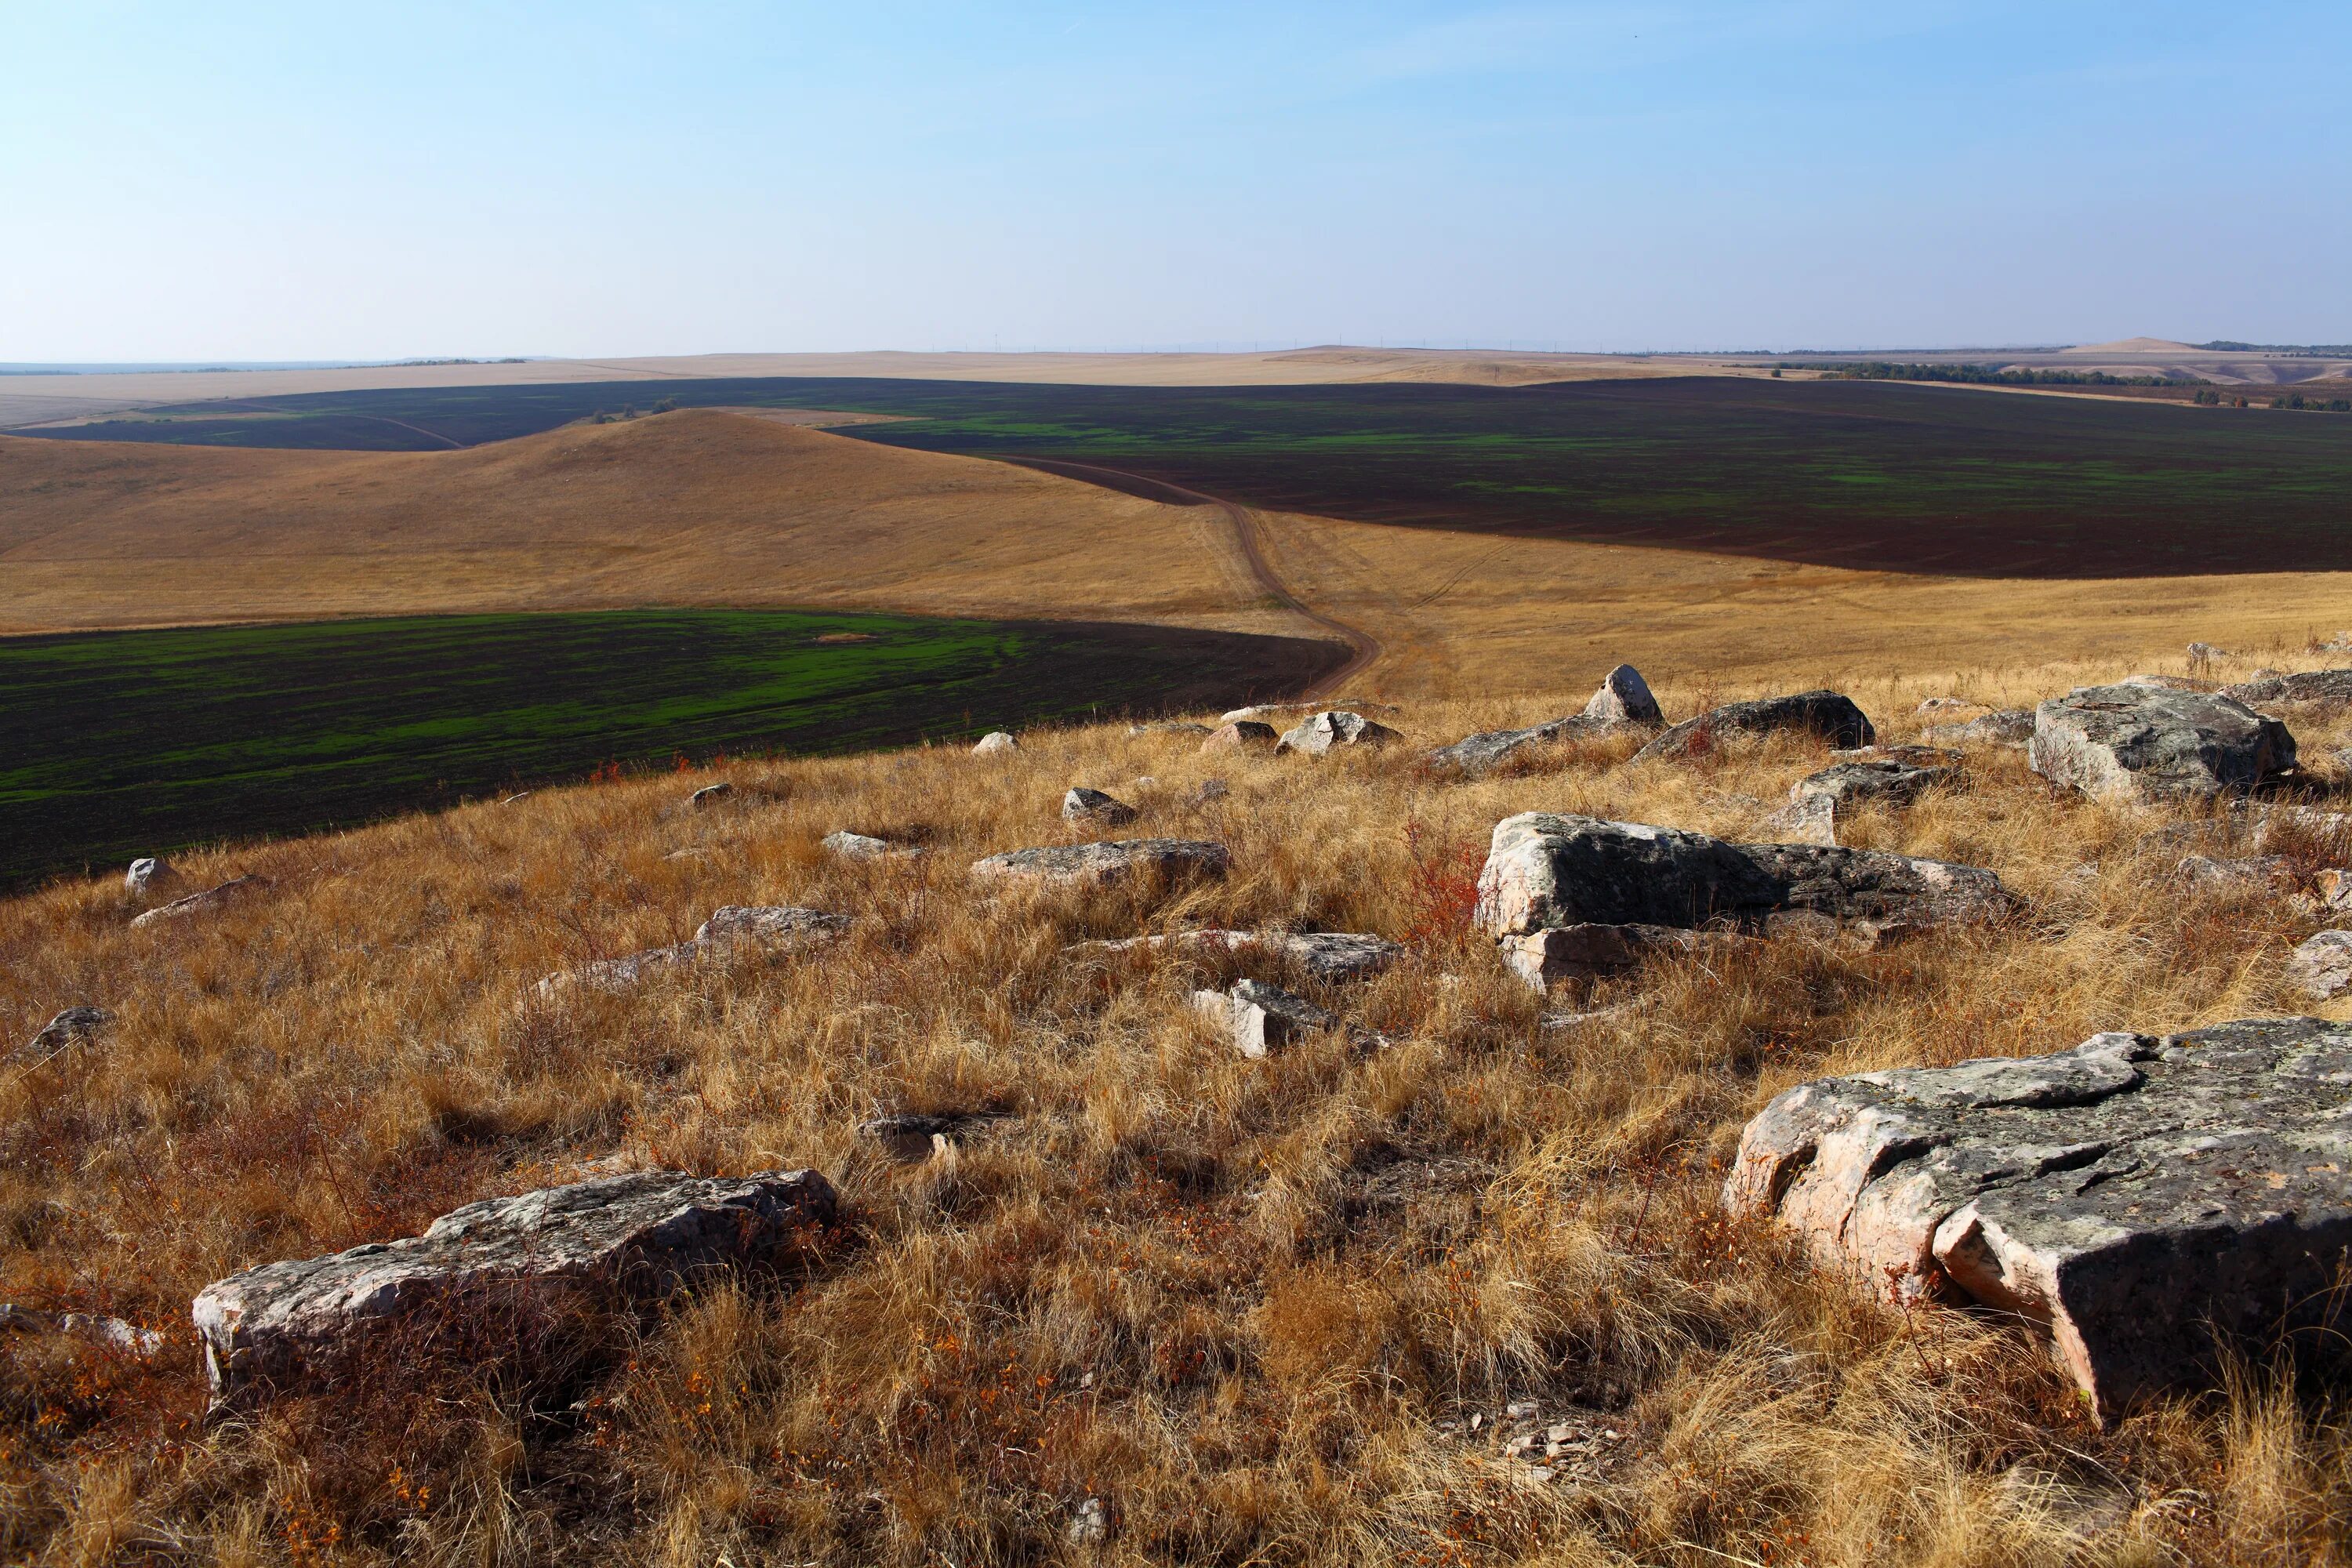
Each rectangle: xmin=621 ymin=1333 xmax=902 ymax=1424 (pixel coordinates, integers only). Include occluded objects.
xmin=8 ymin=651 xmax=2352 ymax=1566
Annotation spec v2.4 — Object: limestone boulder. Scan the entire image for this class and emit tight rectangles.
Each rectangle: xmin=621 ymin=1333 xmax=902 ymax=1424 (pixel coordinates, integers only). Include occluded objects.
xmin=688 ymin=782 xmax=733 ymax=808
xmin=1277 ymin=710 xmax=1400 ymax=757
xmin=1473 ymin=813 xmax=2014 ymax=942
xmin=1632 ymin=691 xmax=1875 ymax=763
xmin=192 ymin=1169 xmax=837 ymax=1405
xmin=1726 ymin=1018 xmax=2352 ymax=1420
xmin=1201 ymin=720 xmax=1279 ymax=754
xmin=2031 ymin=685 xmax=2295 ymax=800
xmin=1130 ymin=720 xmax=1213 ymax=737
xmin=2288 ymin=930 xmax=2352 ymax=999
xmin=970 ymin=838 xmax=1229 ymax=888
xmin=2223 ymin=670 xmax=2352 ymax=710
xmin=124 ymin=857 xmax=180 ymax=898
xmin=129 ymin=875 xmax=267 ymax=929
xmin=1581 ymin=663 xmax=1663 ymax=725
xmin=1063 ymin=787 xmax=1139 ymax=827
xmin=971 ymin=731 xmax=1019 ymax=756
xmin=822 ymin=829 xmax=923 ymax=862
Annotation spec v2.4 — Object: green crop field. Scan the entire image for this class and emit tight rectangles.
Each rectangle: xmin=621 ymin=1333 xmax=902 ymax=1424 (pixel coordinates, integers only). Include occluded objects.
xmin=0 ymin=609 xmax=1341 ymax=886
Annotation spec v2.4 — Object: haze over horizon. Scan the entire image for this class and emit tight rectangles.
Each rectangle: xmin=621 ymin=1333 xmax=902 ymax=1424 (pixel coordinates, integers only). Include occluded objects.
xmin=6 ymin=2 xmax=2347 ymax=362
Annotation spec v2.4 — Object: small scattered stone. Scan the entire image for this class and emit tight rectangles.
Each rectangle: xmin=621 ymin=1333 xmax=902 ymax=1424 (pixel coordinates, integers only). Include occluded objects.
xmin=1129 ymin=720 xmax=1213 ymax=737
xmin=15 ymin=1005 xmax=112 ymax=1063
xmin=1068 ymin=1496 xmax=1109 ymax=1545
xmin=1921 ymin=708 xmax=2035 ymax=747
xmin=1277 ymin=710 xmax=1400 ymax=757
xmin=1193 ymin=779 xmax=1230 ymax=803
xmin=971 ymin=731 xmax=1019 ymax=756
xmin=1201 ymin=720 xmax=1279 ymax=753
xmin=695 ymin=905 xmax=851 ymax=948
xmin=2172 ymin=855 xmax=2299 ymax=895
xmin=1065 ymin=928 xmax=1405 ymax=982
xmin=129 ymin=875 xmax=268 ymax=929
xmin=2316 ymin=869 xmax=2352 ymax=912
xmin=1192 ymin=979 xmax=1343 ymax=1058
xmin=123 ymin=857 xmax=180 ymax=898
xmin=499 ymin=791 xmax=532 ymax=806
xmin=0 ymin=1303 xmax=165 ymax=1358
xmin=1063 ymin=787 xmax=1139 ymax=827
xmin=688 ymin=782 xmax=734 ymax=808
xmin=858 ymin=1111 xmax=1007 ymax=1163
xmin=1581 ymin=663 xmax=1663 ymax=724
xmin=822 ymin=829 xmax=924 ymax=861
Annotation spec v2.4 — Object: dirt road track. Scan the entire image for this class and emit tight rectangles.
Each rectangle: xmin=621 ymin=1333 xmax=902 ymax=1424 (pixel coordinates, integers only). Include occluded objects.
xmin=1011 ymin=458 xmax=1384 ymax=696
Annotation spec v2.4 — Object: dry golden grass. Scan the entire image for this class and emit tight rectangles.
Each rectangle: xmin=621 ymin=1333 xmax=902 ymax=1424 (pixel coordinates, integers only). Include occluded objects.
xmin=0 ymin=413 xmax=1283 ymax=638
xmin=8 ymin=647 xmax=2352 ymax=1565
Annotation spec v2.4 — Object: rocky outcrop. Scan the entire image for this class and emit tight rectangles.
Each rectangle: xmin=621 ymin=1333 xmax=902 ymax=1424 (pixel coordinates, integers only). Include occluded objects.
xmin=1474 ymin=814 xmax=2013 ymax=942
xmin=1277 ymin=711 xmax=1400 ymax=757
xmin=1725 ymin=1019 xmax=2352 ymax=1420
xmin=969 ymin=839 xmax=1230 ymax=888
xmin=2030 ymin=685 xmax=2296 ymax=800
xmin=2223 ymin=670 xmax=2352 ymax=710
xmin=1201 ymin=720 xmax=1279 ymax=753
xmin=2287 ymin=930 xmax=2352 ymax=999
xmin=1632 ymin=691 xmax=1875 ymax=764
xmin=1063 ymin=787 xmax=1139 ymax=827
xmin=192 ymin=1169 xmax=837 ymax=1405
xmin=1062 ymin=928 xmax=1405 ymax=982
xmin=129 ymin=875 xmax=268 ymax=929
xmin=124 ymin=857 xmax=179 ymax=898
xmin=1425 ymin=665 xmax=1664 ymax=778
xmin=971 ymin=731 xmax=1019 ymax=756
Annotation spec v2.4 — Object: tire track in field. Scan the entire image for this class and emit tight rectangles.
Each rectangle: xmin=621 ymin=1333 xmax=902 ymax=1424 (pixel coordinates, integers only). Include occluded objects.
xmin=1009 ymin=458 xmax=1384 ymax=696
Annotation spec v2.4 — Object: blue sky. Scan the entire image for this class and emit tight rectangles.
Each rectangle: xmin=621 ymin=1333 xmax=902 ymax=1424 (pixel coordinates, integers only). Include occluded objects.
xmin=3 ymin=2 xmax=2344 ymax=358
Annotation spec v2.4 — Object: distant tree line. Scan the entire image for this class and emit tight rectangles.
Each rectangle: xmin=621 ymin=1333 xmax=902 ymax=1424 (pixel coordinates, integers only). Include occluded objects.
xmin=2196 ymin=342 xmax=2352 ymax=357
xmin=1804 ymin=361 xmax=2201 ymax=388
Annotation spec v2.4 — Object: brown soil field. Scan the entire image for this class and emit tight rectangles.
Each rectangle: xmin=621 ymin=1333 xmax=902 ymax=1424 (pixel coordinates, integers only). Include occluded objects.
xmin=0 ymin=412 xmax=1290 ymax=641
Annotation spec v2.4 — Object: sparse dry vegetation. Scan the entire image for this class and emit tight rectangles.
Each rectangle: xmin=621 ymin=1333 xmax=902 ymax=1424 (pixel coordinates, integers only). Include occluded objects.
xmin=8 ymin=646 xmax=2352 ymax=1566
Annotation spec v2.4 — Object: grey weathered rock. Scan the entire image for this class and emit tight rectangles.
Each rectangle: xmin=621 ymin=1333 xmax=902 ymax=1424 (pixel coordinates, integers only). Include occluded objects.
xmin=1191 ymin=979 xmax=1345 ymax=1058
xmin=2118 ymin=673 xmax=2199 ymax=691
xmin=2031 ymin=684 xmax=2296 ymax=800
xmin=971 ymin=731 xmax=1019 ymax=756
xmin=1473 ymin=814 xmax=2014 ymax=941
xmin=1792 ymin=754 xmax=1958 ymax=809
xmin=129 ymin=875 xmax=267 ymax=929
xmin=536 ymin=942 xmax=702 ymax=998
xmin=1277 ymin=710 xmax=1400 ymax=757
xmin=1632 ymin=691 xmax=1875 ymax=763
xmin=1921 ymin=708 xmax=2035 ymax=748
xmin=695 ymin=905 xmax=851 ymax=948
xmin=0 ymin=1303 xmax=165 ymax=1359
xmin=688 ymin=782 xmax=734 ymax=808
xmin=2172 ymin=855 xmax=2299 ymax=895
xmin=124 ymin=857 xmax=179 ymax=898
xmin=1063 ymin=928 xmax=1405 ymax=982
xmin=1193 ymin=779 xmax=1230 ymax=804
xmin=970 ymin=838 xmax=1229 ymax=888
xmin=192 ymin=1168 xmax=837 ymax=1405
xmin=858 ymin=1110 xmax=1009 ymax=1163
xmin=2287 ymin=930 xmax=2352 ymax=999
xmin=1129 ymin=720 xmax=1213 ymax=737
xmin=1201 ymin=720 xmax=1279 ymax=753
xmin=1581 ymin=663 xmax=1663 ymax=725
xmin=16 ymin=1005 xmax=113 ymax=1062
xmin=1915 ymin=697 xmax=1984 ymax=717
xmin=2316 ymin=869 xmax=2352 ymax=913
xmin=1218 ymin=699 xmax=1394 ymax=725
xmin=2223 ymin=669 xmax=2352 ymax=710
xmin=1726 ymin=1018 xmax=2352 ymax=1420
xmin=1499 ymin=924 xmax=1755 ymax=990
xmin=1062 ymin=787 xmax=1139 ymax=827
xmin=1069 ymin=1496 xmax=1110 ymax=1545
xmin=822 ymin=829 xmax=924 ymax=861
xmin=1754 ymin=793 xmax=1839 ymax=847
xmin=1424 ymin=715 xmax=1606 ymax=778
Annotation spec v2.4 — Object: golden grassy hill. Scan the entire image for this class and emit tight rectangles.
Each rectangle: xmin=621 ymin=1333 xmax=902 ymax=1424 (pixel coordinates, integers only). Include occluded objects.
xmin=5 ymin=654 xmax=2351 ymax=1563
xmin=0 ymin=411 xmax=1286 ymax=638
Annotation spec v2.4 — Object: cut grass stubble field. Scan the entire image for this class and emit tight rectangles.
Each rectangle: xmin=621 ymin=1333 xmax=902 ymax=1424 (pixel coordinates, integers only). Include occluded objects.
xmin=9 ymin=649 xmax=2352 ymax=1565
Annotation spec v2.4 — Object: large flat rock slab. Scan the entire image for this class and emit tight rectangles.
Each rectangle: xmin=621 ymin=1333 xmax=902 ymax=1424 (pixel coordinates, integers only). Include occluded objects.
xmin=194 ymin=1169 xmax=837 ymax=1405
xmin=1473 ymin=813 xmax=2013 ymax=940
xmin=1725 ymin=1019 xmax=2352 ymax=1420
xmin=1063 ymin=928 xmax=1403 ymax=982
xmin=2030 ymin=684 xmax=2296 ymax=800
xmin=970 ymin=838 xmax=1230 ymax=887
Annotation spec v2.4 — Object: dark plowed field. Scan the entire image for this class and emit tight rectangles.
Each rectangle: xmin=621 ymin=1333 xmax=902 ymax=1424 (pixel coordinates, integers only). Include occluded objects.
xmin=0 ymin=608 xmax=1345 ymax=886
xmin=30 ymin=376 xmax=2352 ymax=577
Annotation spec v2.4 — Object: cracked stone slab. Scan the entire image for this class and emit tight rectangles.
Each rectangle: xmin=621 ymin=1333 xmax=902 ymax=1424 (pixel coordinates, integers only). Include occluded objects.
xmin=2031 ymin=684 xmax=2296 ymax=800
xmin=1191 ymin=979 xmax=1386 ymax=1056
xmin=1473 ymin=814 xmax=2014 ymax=941
xmin=969 ymin=838 xmax=1229 ymax=887
xmin=193 ymin=1169 xmax=837 ymax=1405
xmin=1632 ymin=691 xmax=1875 ymax=763
xmin=1726 ymin=1018 xmax=2352 ymax=1419
xmin=1062 ymin=928 xmax=1404 ymax=982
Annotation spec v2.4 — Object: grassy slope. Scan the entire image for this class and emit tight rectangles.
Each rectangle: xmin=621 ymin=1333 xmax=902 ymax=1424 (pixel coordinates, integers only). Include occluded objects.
xmin=5 ymin=651 xmax=2352 ymax=1564
xmin=0 ymin=411 xmax=1284 ymax=639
